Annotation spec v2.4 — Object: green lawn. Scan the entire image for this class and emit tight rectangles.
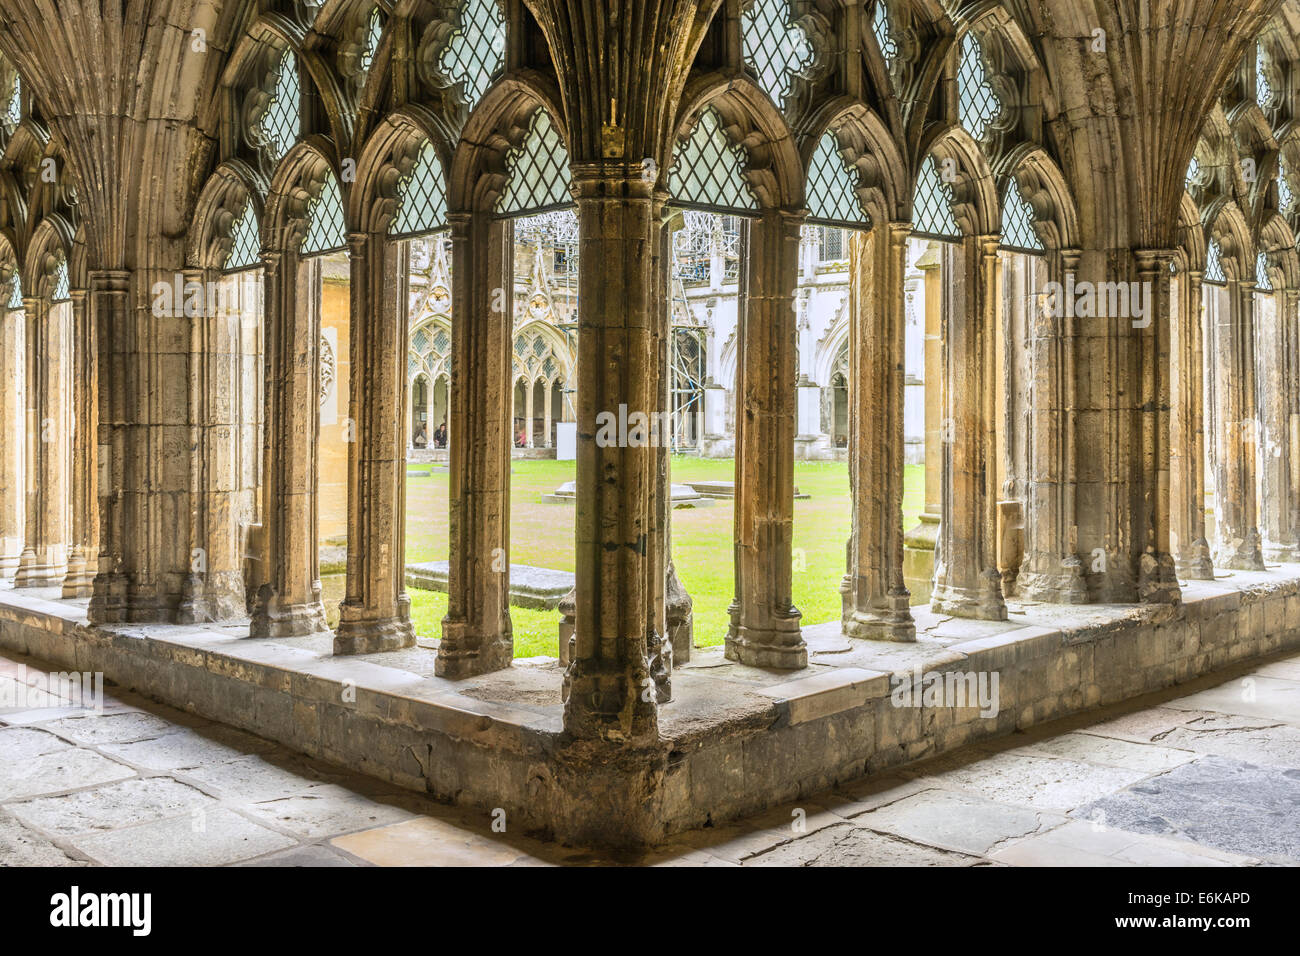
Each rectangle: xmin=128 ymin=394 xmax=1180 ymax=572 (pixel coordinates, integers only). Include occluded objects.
xmin=393 ymin=457 xmax=924 ymax=659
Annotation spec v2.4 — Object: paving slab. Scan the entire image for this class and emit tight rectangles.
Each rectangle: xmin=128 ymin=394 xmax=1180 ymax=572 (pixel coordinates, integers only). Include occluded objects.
xmin=743 ymin=822 xmax=983 ymax=866
xmin=242 ymin=785 xmax=416 ymax=840
xmin=854 ymin=788 xmax=1067 ymax=856
xmin=0 ymin=748 xmax=136 ymax=801
xmin=9 ymin=776 xmax=216 ymax=836
xmin=1073 ymin=756 xmax=1300 ymax=863
xmin=0 ymin=810 xmax=86 ymax=866
xmin=70 ymin=807 xmax=298 ymax=866
xmin=911 ymin=751 xmax=1151 ymax=812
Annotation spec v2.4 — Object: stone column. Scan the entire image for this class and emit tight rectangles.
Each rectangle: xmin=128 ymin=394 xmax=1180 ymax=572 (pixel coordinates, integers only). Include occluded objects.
xmin=62 ymin=288 xmax=97 ymax=597
xmin=15 ymin=295 xmax=70 ymax=588
xmin=335 ymin=233 xmax=416 ymax=654
xmin=1208 ymin=271 xmax=1264 ymax=570
xmin=931 ymin=236 xmax=1007 ymax=620
xmin=1018 ymin=249 xmax=1089 ymax=602
xmin=842 ymin=224 xmax=914 ymax=641
xmin=1170 ymin=266 xmax=1214 ymax=577
xmin=172 ymin=269 xmax=248 ymax=623
xmin=88 ymin=271 xmax=131 ymax=620
xmin=0 ymin=300 xmax=23 ymax=580
xmin=563 ymin=168 xmax=667 ymax=741
xmin=903 ymin=244 xmax=942 ymax=602
xmin=725 ymin=210 xmax=807 ymax=668
xmin=438 ymin=212 xmax=513 ymax=677
xmin=1130 ymin=251 xmax=1181 ymax=602
xmin=250 ymin=252 xmax=328 ymax=638
xmin=1257 ymin=286 xmax=1299 ymax=561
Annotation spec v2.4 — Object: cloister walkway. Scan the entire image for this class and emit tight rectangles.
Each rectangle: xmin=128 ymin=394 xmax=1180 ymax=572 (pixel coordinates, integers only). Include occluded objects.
xmin=3 ymin=642 xmax=1297 ymax=866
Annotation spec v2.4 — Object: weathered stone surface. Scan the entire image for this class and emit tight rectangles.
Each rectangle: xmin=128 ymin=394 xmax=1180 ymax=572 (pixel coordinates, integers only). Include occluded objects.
xmin=0 ymin=748 xmax=135 ymax=801
xmin=1074 ymin=757 xmax=1300 ymax=863
xmin=70 ymin=808 xmax=298 ymax=866
xmin=10 ymin=776 xmax=216 ymax=835
xmin=854 ymin=788 xmax=1065 ymax=856
xmin=0 ymin=810 xmax=85 ymax=866
xmin=241 ymin=785 xmax=414 ymax=840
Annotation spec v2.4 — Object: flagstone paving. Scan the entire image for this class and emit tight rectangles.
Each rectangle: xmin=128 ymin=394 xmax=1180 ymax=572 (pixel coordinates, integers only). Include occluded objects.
xmin=2 ymin=647 xmax=1298 ymax=866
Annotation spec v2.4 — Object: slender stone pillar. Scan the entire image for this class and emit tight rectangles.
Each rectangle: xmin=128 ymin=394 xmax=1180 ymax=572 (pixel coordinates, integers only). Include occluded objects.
xmin=1019 ymin=250 xmax=1089 ymax=602
xmin=1132 ymin=250 xmax=1182 ymax=602
xmin=931 ymin=237 xmax=1007 ymax=620
xmin=175 ymin=268 xmax=255 ymax=623
xmin=563 ymin=168 xmax=666 ymax=741
xmin=249 ymin=252 xmax=328 ymax=638
xmin=438 ymin=212 xmax=513 ymax=677
xmin=726 ymin=209 xmax=807 ymax=668
xmin=1257 ymin=286 xmax=1299 ymax=561
xmin=1208 ymin=272 xmax=1264 ymax=570
xmin=0 ymin=298 xmax=23 ymax=580
xmin=1170 ymin=266 xmax=1215 ymax=578
xmin=15 ymin=295 xmax=70 ymax=588
xmin=62 ymin=288 xmax=97 ymax=597
xmin=89 ymin=271 xmax=132 ymax=621
xmin=336 ymin=233 xmax=416 ymax=654
xmin=903 ymin=245 xmax=942 ymax=601
xmin=842 ymin=224 xmax=914 ymax=641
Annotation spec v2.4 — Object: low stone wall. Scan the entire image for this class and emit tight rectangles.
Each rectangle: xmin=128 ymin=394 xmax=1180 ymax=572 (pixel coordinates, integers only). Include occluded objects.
xmin=1 ymin=569 xmax=1297 ymax=847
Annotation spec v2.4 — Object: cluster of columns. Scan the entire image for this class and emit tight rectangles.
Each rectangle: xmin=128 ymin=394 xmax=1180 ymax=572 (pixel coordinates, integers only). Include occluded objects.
xmin=0 ymin=284 xmax=98 ymax=600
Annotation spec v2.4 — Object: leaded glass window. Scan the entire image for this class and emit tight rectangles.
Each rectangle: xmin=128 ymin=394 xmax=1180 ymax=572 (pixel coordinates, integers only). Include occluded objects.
xmin=1257 ymin=43 xmax=1274 ymax=109
xmin=438 ymin=0 xmax=506 ymax=115
xmin=391 ymin=140 xmax=448 ymax=237
xmin=360 ymin=7 xmax=383 ymax=75
xmin=819 ymin=227 xmax=845 ymax=261
xmin=4 ymin=72 xmax=20 ymax=131
xmin=301 ymin=171 xmax=346 ymax=255
xmin=913 ymin=156 xmax=961 ymax=240
xmin=1001 ymin=178 xmax=1044 ymax=253
xmin=259 ymin=48 xmax=300 ymax=166
xmin=1281 ymin=159 xmax=1294 ymax=215
xmin=872 ymin=1 xmax=898 ymax=70
xmin=668 ymin=108 xmax=757 ymax=214
xmin=807 ymin=131 xmax=871 ymax=228
xmin=51 ymin=253 xmax=70 ymax=302
xmin=1257 ymin=251 xmax=1272 ymax=291
xmin=958 ymin=32 xmax=1000 ymax=142
xmin=224 ymin=202 xmax=261 ymax=272
xmin=742 ymin=0 xmax=814 ymax=108
xmin=497 ymin=109 xmax=572 ymax=217
xmin=1205 ymin=238 xmax=1225 ymax=284
xmin=5 ymin=272 xmax=19 ymax=310
xmin=1186 ymin=156 xmax=1200 ymax=191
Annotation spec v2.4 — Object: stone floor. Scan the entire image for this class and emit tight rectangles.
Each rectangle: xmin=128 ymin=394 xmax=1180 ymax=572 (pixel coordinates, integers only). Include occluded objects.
xmin=2 ymin=646 xmax=1299 ymax=866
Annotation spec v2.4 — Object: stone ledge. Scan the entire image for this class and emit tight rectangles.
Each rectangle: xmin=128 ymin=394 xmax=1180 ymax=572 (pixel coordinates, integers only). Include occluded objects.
xmin=757 ymin=667 xmax=892 ymax=725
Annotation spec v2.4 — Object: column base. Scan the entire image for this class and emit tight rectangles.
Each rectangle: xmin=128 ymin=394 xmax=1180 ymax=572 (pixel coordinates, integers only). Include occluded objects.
xmin=434 ymin=618 xmax=513 ymax=678
xmin=250 ymin=587 xmax=328 ymax=639
xmin=1016 ymin=553 xmax=1090 ymax=605
xmin=1138 ymin=550 xmax=1182 ymax=604
xmin=561 ymin=657 xmax=658 ymax=744
xmin=930 ymin=570 xmax=1008 ymax=621
xmin=61 ymin=551 xmax=95 ymax=599
xmin=725 ymin=620 xmax=807 ymax=669
xmin=176 ymin=572 xmax=246 ymax=625
xmin=1175 ymin=539 xmax=1216 ymax=581
xmin=841 ymin=588 xmax=916 ymax=643
xmin=903 ymin=513 xmax=940 ymax=605
xmin=1213 ymin=529 xmax=1266 ymax=572
xmin=1263 ymin=542 xmax=1300 ymax=564
xmin=14 ymin=548 xmax=69 ymax=589
xmin=334 ymin=613 xmax=416 ymax=656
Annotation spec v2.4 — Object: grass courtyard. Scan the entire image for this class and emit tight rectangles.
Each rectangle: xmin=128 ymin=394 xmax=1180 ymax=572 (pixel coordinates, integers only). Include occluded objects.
xmin=394 ymin=457 xmax=925 ymax=658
